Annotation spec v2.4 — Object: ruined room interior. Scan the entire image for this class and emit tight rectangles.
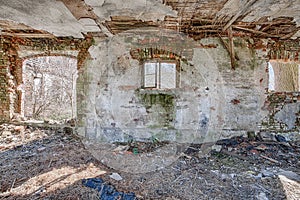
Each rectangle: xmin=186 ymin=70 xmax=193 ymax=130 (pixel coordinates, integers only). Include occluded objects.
xmin=0 ymin=0 xmax=299 ymax=199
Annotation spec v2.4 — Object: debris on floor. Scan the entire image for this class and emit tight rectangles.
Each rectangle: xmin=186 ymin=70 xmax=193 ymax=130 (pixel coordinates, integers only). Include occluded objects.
xmin=109 ymin=173 xmax=123 ymax=181
xmin=1 ymin=122 xmax=299 ymax=199
xmin=0 ymin=123 xmax=104 ymax=199
xmin=212 ymin=134 xmax=299 ymax=167
xmin=114 ymin=138 xmax=170 ymax=155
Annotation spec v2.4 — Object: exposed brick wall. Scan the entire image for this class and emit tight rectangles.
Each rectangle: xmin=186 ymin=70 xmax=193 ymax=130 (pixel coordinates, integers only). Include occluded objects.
xmin=268 ymin=40 xmax=300 ymax=62
xmin=9 ymin=45 xmax=22 ymax=115
xmin=260 ymin=39 xmax=300 ymax=132
xmin=0 ymin=65 xmax=9 ymax=120
xmin=0 ymin=36 xmax=10 ymax=121
xmin=0 ymin=36 xmax=25 ymax=120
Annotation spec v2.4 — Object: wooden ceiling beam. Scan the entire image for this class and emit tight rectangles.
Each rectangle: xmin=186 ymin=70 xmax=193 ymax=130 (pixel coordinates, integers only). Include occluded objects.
xmin=232 ymin=25 xmax=281 ymax=38
xmin=1 ymin=32 xmax=55 ymax=38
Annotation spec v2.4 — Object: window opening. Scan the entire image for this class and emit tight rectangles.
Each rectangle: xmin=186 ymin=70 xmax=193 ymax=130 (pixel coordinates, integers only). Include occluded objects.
xmin=22 ymin=56 xmax=77 ymax=121
xmin=268 ymin=60 xmax=300 ymax=92
xmin=143 ymin=61 xmax=178 ymax=89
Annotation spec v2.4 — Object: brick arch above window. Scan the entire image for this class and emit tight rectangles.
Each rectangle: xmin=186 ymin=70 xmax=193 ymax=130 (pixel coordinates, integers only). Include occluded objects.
xmin=130 ymin=47 xmax=188 ymax=63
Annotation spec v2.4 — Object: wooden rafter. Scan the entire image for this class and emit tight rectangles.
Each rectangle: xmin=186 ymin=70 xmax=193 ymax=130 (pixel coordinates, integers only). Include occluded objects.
xmin=1 ymin=32 xmax=55 ymax=38
xmin=228 ymin=26 xmax=236 ymax=69
xmin=232 ymin=25 xmax=281 ymax=38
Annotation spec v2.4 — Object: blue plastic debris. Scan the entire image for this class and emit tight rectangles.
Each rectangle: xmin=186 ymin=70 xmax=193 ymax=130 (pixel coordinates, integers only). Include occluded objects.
xmin=275 ymin=134 xmax=287 ymax=143
xmin=82 ymin=178 xmax=137 ymax=200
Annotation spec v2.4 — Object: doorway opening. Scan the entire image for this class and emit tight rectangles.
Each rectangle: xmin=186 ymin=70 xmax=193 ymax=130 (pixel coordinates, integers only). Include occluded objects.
xmin=22 ymin=56 xmax=77 ymax=121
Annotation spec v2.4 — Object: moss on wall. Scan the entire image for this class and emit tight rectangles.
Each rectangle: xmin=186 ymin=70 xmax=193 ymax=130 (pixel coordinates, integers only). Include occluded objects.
xmin=136 ymin=90 xmax=175 ymax=128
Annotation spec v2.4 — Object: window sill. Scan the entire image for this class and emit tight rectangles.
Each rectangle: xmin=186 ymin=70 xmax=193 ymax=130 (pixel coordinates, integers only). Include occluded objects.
xmin=136 ymin=88 xmax=178 ymax=95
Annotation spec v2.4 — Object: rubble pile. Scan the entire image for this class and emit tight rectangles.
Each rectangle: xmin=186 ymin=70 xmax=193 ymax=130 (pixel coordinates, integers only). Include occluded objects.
xmin=211 ymin=134 xmax=300 ymax=167
xmin=116 ymin=134 xmax=300 ymax=199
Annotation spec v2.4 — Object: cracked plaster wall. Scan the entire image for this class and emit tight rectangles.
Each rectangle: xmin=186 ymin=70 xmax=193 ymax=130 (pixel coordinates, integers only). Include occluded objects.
xmin=77 ymin=28 xmax=269 ymax=143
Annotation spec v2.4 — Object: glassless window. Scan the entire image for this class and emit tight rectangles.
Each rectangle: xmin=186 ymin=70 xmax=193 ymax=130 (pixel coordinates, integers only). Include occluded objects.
xmin=143 ymin=62 xmax=177 ymax=89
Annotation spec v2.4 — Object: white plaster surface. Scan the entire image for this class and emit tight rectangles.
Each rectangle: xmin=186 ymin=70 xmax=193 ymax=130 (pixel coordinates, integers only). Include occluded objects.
xmin=77 ymin=29 xmax=268 ymax=143
xmin=0 ymin=0 xmax=85 ymax=38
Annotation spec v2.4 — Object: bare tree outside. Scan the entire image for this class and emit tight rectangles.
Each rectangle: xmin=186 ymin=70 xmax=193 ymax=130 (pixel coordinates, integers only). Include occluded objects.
xmin=22 ymin=56 xmax=77 ymax=121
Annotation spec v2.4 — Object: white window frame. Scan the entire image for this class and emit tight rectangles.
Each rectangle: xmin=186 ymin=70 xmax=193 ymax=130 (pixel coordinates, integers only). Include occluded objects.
xmin=143 ymin=61 xmax=179 ymax=89
xmin=268 ymin=62 xmax=275 ymax=92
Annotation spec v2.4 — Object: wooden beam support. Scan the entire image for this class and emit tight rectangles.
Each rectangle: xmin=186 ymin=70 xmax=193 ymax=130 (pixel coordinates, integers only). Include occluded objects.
xmin=228 ymin=26 xmax=236 ymax=70
xmin=232 ymin=25 xmax=281 ymax=38
xmin=1 ymin=32 xmax=55 ymax=38
xmin=218 ymin=30 xmax=238 ymax=70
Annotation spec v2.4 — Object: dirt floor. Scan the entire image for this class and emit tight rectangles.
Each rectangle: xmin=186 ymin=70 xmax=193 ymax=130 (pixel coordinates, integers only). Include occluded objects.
xmin=0 ymin=122 xmax=299 ymax=200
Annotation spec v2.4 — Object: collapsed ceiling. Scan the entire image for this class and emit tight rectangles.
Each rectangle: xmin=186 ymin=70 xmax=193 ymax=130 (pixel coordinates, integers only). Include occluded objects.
xmin=0 ymin=0 xmax=299 ymax=41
